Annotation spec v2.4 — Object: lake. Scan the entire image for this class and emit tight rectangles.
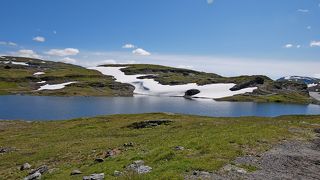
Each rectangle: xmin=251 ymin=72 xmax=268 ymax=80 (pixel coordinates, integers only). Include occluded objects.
xmin=0 ymin=95 xmax=320 ymax=121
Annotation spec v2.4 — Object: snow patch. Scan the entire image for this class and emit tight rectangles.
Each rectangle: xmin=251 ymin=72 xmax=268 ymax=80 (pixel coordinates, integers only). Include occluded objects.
xmin=36 ymin=81 xmax=46 ymax=84
xmin=308 ymin=83 xmax=318 ymax=88
xmin=37 ymin=82 xmax=76 ymax=91
xmin=33 ymin=72 xmax=45 ymax=76
xmin=89 ymin=66 xmax=257 ymax=99
xmin=2 ymin=61 xmax=29 ymax=66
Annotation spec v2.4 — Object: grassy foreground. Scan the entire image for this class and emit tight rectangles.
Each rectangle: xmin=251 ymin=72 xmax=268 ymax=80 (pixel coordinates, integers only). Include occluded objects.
xmin=0 ymin=113 xmax=319 ymax=179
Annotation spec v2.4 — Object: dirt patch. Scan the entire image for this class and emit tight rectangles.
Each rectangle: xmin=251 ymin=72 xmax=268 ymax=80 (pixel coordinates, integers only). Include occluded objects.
xmin=127 ymin=119 xmax=172 ymax=129
xmin=187 ymin=133 xmax=320 ymax=179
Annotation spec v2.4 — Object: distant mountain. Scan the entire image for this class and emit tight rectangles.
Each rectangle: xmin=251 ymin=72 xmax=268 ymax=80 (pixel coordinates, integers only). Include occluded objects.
xmin=277 ymin=76 xmax=320 ymax=85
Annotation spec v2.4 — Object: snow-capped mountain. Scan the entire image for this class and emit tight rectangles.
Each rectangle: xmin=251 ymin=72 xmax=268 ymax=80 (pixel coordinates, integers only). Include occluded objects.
xmin=277 ymin=76 xmax=320 ymax=85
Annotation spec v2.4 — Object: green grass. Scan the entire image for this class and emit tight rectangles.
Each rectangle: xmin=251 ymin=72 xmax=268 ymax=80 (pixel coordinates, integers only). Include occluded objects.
xmin=216 ymin=93 xmax=312 ymax=104
xmin=0 ymin=113 xmax=319 ymax=179
xmin=0 ymin=57 xmax=134 ymax=96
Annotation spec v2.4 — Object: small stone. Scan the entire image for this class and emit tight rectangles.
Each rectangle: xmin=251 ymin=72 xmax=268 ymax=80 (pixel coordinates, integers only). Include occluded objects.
xmin=95 ymin=158 xmax=104 ymax=163
xmin=113 ymin=170 xmax=122 ymax=176
xmin=174 ymin=146 xmax=185 ymax=151
xmin=123 ymin=142 xmax=134 ymax=147
xmin=105 ymin=149 xmax=121 ymax=158
xmin=71 ymin=169 xmax=82 ymax=175
xmin=24 ymin=172 xmax=41 ymax=180
xmin=83 ymin=173 xmax=105 ymax=180
xmin=20 ymin=163 xmax=32 ymax=171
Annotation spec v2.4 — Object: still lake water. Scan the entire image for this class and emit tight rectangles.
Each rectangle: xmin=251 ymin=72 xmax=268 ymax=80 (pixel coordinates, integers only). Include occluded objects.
xmin=0 ymin=95 xmax=320 ymax=121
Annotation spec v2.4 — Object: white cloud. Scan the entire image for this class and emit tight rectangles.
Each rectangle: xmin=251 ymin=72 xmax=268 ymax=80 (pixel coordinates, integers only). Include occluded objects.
xmin=46 ymin=48 xmax=80 ymax=56
xmin=297 ymin=9 xmax=309 ymax=13
xmin=33 ymin=36 xmax=45 ymax=42
xmin=17 ymin=49 xmax=42 ymax=59
xmin=60 ymin=57 xmax=77 ymax=64
xmin=284 ymin=44 xmax=293 ymax=48
xmin=132 ymin=48 xmax=151 ymax=56
xmin=122 ymin=44 xmax=135 ymax=49
xmin=296 ymin=45 xmax=301 ymax=48
xmin=310 ymin=41 xmax=320 ymax=47
xmin=207 ymin=0 xmax=214 ymax=4
xmin=0 ymin=41 xmax=17 ymax=46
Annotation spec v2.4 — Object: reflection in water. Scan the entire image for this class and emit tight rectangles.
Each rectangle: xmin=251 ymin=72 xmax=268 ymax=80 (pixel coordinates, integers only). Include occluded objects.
xmin=0 ymin=95 xmax=319 ymax=121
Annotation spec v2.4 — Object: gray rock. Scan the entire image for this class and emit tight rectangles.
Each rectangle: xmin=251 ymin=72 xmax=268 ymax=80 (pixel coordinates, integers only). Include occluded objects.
xmin=83 ymin=173 xmax=105 ymax=180
xmin=29 ymin=165 xmax=48 ymax=175
xmin=174 ymin=146 xmax=185 ymax=151
xmin=20 ymin=163 xmax=32 ymax=171
xmin=71 ymin=169 xmax=82 ymax=175
xmin=221 ymin=164 xmax=247 ymax=174
xmin=0 ymin=147 xmax=14 ymax=154
xmin=24 ymin=172 xmax=41 ymax=180
xmin=113 ymin=170 xmax=122 ymax=176
xmin=127 ymin=160 xmax=152 ymax=174
xmin=123 ymin=142 xmax=134 ymax=147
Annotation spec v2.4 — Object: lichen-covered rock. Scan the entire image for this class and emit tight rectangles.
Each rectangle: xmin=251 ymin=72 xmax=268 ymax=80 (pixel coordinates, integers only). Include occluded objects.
xmin=127 ymin=160 xmax=152 ymax=174
xmin=24 ymin=172 xmax=41 ymax=180
xmin=20 ymin=163 xmax=32 ymax=171
xmin=83 ymin=173 xmax=104 ymax=180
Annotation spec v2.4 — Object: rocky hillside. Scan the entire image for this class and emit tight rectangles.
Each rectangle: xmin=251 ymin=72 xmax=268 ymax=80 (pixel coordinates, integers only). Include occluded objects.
xmin=0 ymin=57 xmax=318 ymax=104
xmin=103 ymin=64 xmax=317 ymax=104
xmin=0 ymin=56 xmax=134 ymax=96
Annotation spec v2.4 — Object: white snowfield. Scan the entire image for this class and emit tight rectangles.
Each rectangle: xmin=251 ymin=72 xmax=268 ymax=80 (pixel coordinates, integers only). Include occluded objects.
xmin=33 ymin=72 xmax=45 ymax=76
xmin=37 ymin=82 xmax=76 ymax=91
xmin=89 ymin=66 xmax=257 ymax=99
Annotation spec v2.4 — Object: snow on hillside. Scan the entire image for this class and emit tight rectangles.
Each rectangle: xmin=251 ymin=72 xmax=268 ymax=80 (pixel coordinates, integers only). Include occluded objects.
xmin=89 ymin=66 xmax=257 ymax=99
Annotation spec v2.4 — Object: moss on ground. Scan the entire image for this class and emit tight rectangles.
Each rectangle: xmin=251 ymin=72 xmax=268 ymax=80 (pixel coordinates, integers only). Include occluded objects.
xmin=0 ymin=57 xmax=134 ymax=96
xmin=0 ymin=113 xmax=319 ymax=179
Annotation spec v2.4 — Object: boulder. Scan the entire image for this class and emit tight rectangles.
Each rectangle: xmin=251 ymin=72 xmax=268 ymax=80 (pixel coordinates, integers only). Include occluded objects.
xmin=71 ymin=169 xmax=82 ymax=175
xmin=29 ymin=165 xmax=48 ymax=175
xmin=24 ymin=172 xmax=41 ymax=180
xmin=94 ymin=158 xmax=104 ymax=163
xmin=83 ymin=173 xmax=105 ymax=180
xmin=20 ymin=163 xmax=32 ymax=171
xmin=184 ymin=89 xmax=200 ymax=97
xmin=127 ymin=160 xmax=152 ymax=174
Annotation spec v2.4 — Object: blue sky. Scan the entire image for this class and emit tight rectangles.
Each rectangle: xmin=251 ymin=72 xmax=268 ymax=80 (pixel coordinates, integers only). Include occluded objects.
xmin=0 ymin=0 xmax=319 ymax=78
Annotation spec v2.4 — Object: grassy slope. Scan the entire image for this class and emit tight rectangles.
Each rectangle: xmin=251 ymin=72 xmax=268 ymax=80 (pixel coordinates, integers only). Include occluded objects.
xmin=0 ymin=57 xmax=134 ymax=96
xmin=0 ymin=113 xmax=319 ymax=179
xmin=216 ymin=93 xmax=313 ymax=104
xmin=106 ymin=64 xmax=271 ymax=85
